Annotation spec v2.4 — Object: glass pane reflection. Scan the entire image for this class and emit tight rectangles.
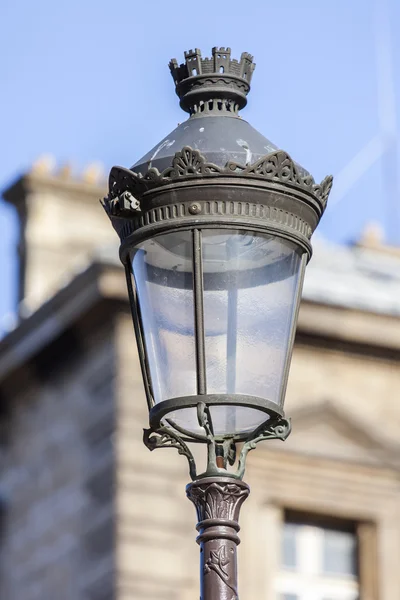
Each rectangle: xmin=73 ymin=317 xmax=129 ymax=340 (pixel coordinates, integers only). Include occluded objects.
xmin=202 ymin=231 xmax=303 ymax=407
xmin=323 ymin=529 xmax=357 ymax=576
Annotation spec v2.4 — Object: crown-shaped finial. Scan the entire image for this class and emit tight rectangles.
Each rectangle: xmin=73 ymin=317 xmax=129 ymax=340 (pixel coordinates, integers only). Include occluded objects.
xmin=169 ymin=47 xmax=256 ymax=116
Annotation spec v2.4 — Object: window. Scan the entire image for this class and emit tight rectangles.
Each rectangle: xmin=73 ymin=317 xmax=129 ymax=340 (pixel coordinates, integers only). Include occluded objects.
xmin=276 ymin=513 xmax=360 ymax=600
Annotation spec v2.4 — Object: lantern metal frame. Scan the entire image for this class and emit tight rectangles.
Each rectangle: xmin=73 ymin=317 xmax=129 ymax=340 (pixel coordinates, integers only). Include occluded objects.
xmin=102 ymin=145 xmax=332 ymax=480
xmin=102 ymin=47 xmax=333 ymax=600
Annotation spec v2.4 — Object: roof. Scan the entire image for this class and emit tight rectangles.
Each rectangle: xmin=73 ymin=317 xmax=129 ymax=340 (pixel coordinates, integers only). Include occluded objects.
xmin=0 ymin=261 xmax=126 ymax=383
xmin=303 ymin=238 xmax=400 ymax=316
xmin=97 ymin=237 xmax=400 ymax=316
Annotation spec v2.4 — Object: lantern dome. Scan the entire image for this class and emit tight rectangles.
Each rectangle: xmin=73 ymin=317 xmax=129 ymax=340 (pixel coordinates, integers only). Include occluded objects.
xmin=132 ymin=47 xmax=309 ymax=177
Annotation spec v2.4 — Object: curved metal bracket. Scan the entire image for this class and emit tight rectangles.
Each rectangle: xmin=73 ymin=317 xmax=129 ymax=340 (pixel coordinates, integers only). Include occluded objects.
xmin=143 ymin=426 xmax=197 ymax=481
xmin=236 ymin=417 xmax=291 ymax=480
xmin=143 ymin=402 xmax=291 ymax=482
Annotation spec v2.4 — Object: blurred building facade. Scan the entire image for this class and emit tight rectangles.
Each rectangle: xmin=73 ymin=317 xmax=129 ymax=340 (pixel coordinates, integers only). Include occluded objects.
xmin=0 ymin=164 xmax=399 ymax=599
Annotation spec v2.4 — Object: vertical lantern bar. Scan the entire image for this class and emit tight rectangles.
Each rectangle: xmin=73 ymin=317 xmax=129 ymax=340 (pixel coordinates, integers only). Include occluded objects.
xmin=226 ymin=240 xmax=238 ymax=395
xmin=226 ymin=286 xmax=238 ymax=393
xmin=278 ymin=252 xmax=308 ymax=407
xmin=226 ymin=238 xmax=238 ymax=432
xmin=124 ymin=262 xmax=154 ymax=410
xmin=192 ymin=229 xmax=207 ymax=395
xmin=226 ymin=285 xmax=238 ymax=432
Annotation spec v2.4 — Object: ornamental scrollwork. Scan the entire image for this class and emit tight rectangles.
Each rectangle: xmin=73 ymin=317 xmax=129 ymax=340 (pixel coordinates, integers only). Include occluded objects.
xmin=189 ymin=77 xmax=248 ymax=93
xmin=236 ymin=417 xmax=292 ymax=480
xmin=108 ymin=164 xmax=139 ymax=198
xmin=313 ymin=174 xmax=333 ymax=208
xmin=163 ymin=146 xmax=221 ymax=178
xmin=143 ymin=410 xmax=291 ymax=482
xmin=101 ymin=166 xmax=142 ymax=217
xmin=143 ymin=426 xmax=197 ymax=481
xmin=103 ymin=146 xmax=333 ymax=215
xmin=226 ymin=150 xmax=309 ymax=188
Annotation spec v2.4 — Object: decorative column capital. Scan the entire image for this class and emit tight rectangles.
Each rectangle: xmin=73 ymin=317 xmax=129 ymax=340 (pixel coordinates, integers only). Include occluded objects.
xmin=187 ymin=477 xmax=250 ymax=525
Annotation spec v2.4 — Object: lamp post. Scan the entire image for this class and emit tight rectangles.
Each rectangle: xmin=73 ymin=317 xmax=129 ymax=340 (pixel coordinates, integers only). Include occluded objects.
xmin=102 ymin=47 xmax=332 ymax=600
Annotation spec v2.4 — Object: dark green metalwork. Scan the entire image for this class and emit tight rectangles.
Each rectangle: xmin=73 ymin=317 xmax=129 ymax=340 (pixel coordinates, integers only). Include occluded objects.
xmin=149 ymin=393 xmax=284 ymax=435
xmin=143 ymin=426 xmax=197 ymax=481
xmin=144 ymin=400 xmax=291 ymax=482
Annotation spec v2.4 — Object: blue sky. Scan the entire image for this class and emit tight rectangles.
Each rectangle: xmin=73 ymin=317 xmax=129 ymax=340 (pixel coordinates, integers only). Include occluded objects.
xmin=1 ymin=0 xmax=399 ymax=322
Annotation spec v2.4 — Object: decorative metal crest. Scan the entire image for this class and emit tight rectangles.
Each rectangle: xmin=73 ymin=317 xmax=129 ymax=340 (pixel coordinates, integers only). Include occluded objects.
xmin=102 ymin=147 xmax=333 ymax=218
xmin=143 ymin=401 xmax=291 ymax=481
xmin=169 ymin=47 xmax=255 ymax=115
xmin=169 ymin=47 xmax=255 ymax=88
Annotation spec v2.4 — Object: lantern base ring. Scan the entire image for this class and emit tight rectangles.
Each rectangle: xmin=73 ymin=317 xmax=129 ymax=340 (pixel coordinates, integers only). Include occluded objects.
xmin=144 ymin=398 xmax=291 ymax=481
xmin=149 ymin=393 xmax=284 ymax=441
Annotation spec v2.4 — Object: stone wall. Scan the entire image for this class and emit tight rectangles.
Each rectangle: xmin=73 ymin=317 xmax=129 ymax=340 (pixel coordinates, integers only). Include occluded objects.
xmin=114 ymin=311 xmax=199 ymax=600
xmin=0 ymin=317 xmax=116 ymax=600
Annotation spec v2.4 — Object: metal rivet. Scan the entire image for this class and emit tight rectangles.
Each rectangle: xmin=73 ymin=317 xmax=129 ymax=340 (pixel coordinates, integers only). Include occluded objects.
xmin=189 ymin=203 xmax=202 ymax=215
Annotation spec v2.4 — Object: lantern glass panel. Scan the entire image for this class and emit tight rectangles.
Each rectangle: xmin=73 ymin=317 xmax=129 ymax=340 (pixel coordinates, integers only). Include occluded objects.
xmin=202 ymin=230 xmax=302 ymax=403
xmin=132 ymin=231 xmax=196 ymax=403
xmin=131 ymin=228 xmax=305 ymax=437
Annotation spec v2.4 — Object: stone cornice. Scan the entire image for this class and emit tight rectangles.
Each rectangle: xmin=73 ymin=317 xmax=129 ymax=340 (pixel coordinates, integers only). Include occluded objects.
xmin=0 ymin=262 xmax=124 ymax=384
xmin=3 ymin=172 xmax=106 ymax=208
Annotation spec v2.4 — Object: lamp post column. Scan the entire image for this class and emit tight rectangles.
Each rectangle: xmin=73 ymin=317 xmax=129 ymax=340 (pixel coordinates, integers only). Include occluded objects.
xmin=187 ymin=477 xmax=250 ymax=600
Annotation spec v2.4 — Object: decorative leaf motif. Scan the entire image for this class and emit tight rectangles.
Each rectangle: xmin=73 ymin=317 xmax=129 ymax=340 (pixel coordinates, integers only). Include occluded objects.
xmin=313 ymin=174 xmax=333 ymax=208
xmin=205 ymin=546 xmax=230 ymax=577
xmin=163 ymin=146 xmax=222 ymax=178
xmin=188 ymin=481 xmax=249 ymax=522
xmin=173 ymin=147 xmax=204 ymax=175
xmin=103 ymin=147 xmax=333 ymax=217
xmin=204 ymin=545 xmax=238 ymax=599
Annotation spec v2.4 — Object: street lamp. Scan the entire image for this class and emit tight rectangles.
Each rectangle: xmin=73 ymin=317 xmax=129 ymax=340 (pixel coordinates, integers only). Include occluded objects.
xmin=102 ymin=47 xmax=332 ymax=600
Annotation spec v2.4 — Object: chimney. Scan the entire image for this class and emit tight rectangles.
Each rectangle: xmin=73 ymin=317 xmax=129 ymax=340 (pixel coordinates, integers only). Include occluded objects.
xmin=356 ymin=221 xmax=400 ymax=257
xmin=3 ymin=157 xmax=118 ymax=311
